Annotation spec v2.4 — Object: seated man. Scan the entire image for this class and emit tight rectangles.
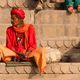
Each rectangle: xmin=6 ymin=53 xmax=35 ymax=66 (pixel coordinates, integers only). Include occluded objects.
xmin=0 ymin=7 xmax=46 ymax=73
xmin=65 ymin=0 xmax=80 ymax=13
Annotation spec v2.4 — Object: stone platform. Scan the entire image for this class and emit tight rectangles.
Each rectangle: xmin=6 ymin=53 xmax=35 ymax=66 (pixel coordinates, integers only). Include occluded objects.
xmin=0 ymin=62 xmax=80 ymax=80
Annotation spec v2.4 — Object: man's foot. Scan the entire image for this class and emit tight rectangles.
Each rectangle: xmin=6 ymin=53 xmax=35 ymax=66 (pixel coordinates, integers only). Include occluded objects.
xmin=67 ymin=6 xmax=76 ymax=13
xmin=77 ymin=5 xmax=80 ymax=12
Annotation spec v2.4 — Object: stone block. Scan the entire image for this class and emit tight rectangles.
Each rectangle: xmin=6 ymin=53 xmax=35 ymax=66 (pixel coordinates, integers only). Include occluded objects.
xmin=60 ymin=63 xmax=71 ymax=73
xmin=65 ymin=25 xmax=78 ymax=37
xmin=37 ymin=24 xmax=65 ymax=39
xmin=69 ymin=63 xmax=80 ymax=73
xmin=35 ymin=10 xmax=66 ymax=24
xmin=7 ymin=0 xmax=16 ymax=7
xmin=0 ymin=63 xmax=7 ymax=74
xmin=56 ymin=40 xmax=63 ymax=48
xmin=52 ymin=63 xmax=62 ymax=73
xmin=6 ymin=67 xmax=16 ymax=74
xmin=48 ymin=41 xmax=57 ymax=48
xmin=40 ymin=40 xmax=47 ymax=47
xmin=0 ymin=0 xmax=7 ymax=7
xmin=15 ymin=66 xmax=26 ymax=74
xmin=63 ymin=40 xmax=72 ymax=48
xmin=44 ymin=64 xmax=53 ymax=73
xmin=15 ymin=0 xmax=25 ymax=8
xmin=24 ymin=66 xmax=32 ymax=73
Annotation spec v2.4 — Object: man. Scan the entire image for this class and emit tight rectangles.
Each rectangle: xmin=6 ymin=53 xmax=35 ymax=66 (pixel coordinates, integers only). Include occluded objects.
xmin=65 ymin=0 xmax=80 ymax=13
xmin=0 ymin=7 xmax=46 ymax=73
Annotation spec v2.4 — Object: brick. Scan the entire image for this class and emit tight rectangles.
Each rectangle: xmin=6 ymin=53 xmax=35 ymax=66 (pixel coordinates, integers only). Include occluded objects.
xmin=0 ymin=0 xmax=7 ymax=7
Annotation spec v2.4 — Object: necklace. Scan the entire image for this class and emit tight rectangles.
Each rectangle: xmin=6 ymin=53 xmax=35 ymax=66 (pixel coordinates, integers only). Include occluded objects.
xmin=16 ymin=33 xmax=23 ymax=43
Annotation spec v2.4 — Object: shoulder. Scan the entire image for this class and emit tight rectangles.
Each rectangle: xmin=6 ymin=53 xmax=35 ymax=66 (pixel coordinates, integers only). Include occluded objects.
xmin=28 ymin=24 xmax=35 ymax=30
xmin=6 ymin=26 xmax=14 ymax=32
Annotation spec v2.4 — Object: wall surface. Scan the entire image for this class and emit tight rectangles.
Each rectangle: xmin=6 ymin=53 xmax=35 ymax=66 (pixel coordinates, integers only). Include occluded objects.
xmin=0 ymin=0 xmax=80 ymax=80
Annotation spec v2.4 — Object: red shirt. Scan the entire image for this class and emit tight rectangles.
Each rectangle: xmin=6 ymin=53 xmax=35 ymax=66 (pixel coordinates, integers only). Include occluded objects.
xmin=6 ymin=24 xmax=36 ymax=53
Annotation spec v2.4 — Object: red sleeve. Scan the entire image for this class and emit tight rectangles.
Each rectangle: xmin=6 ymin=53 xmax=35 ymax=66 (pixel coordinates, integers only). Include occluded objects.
xmin=6 ymin=27 xmax=15 ymax=51
xmin=28 ymin=24 xmax=37 ymax=51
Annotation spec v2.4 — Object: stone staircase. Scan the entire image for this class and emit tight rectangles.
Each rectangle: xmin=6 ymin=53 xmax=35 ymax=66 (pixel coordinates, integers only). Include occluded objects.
xmin=0 ymin=0 xmax=80 ymax=80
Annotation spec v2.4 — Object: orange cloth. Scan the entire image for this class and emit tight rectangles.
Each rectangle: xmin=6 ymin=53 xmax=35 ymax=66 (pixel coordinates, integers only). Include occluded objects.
xmin=0 ymin=45 xmax=46 ymax=73
xmin=13 ymin=24 xmax=29 ymax=52
xmin=0 ymin=45 xmax=16 ymax=61
xmin=5 ymin=23 xmax=46 ymax=73
xmin=28 ymin=48 xmax=47 ymax=73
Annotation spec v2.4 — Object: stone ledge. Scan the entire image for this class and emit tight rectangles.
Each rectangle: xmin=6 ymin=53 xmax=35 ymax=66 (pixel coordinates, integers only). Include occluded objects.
xmin=1 ymin=62 xmax=80 ymax=74
xmin=0 ymin=0 xmax=65 ymax=8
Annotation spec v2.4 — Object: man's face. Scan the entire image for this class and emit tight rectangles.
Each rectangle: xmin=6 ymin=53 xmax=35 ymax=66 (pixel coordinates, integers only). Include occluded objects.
xmin=11 ymin=14 xmax=22 ymax=26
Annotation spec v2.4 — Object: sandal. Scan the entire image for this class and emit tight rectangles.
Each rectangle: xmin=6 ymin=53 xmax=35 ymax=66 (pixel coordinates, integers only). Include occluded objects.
xmin=67 ymin=6 xmax=75 ymax=13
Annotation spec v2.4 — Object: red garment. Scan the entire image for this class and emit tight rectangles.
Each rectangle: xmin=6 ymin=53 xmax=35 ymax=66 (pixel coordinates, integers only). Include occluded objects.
xmin=6 ymin=24 xmax=36 ymax=53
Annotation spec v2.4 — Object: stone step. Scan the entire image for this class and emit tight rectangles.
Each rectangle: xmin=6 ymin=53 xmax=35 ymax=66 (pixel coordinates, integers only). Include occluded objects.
xmin=35 ymin=10 xmax=80 ymax=24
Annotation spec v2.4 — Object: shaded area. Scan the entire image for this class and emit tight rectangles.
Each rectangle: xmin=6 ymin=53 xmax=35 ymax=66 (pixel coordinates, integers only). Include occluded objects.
xmin=61 ymin=42 xmax=80 ymax=62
